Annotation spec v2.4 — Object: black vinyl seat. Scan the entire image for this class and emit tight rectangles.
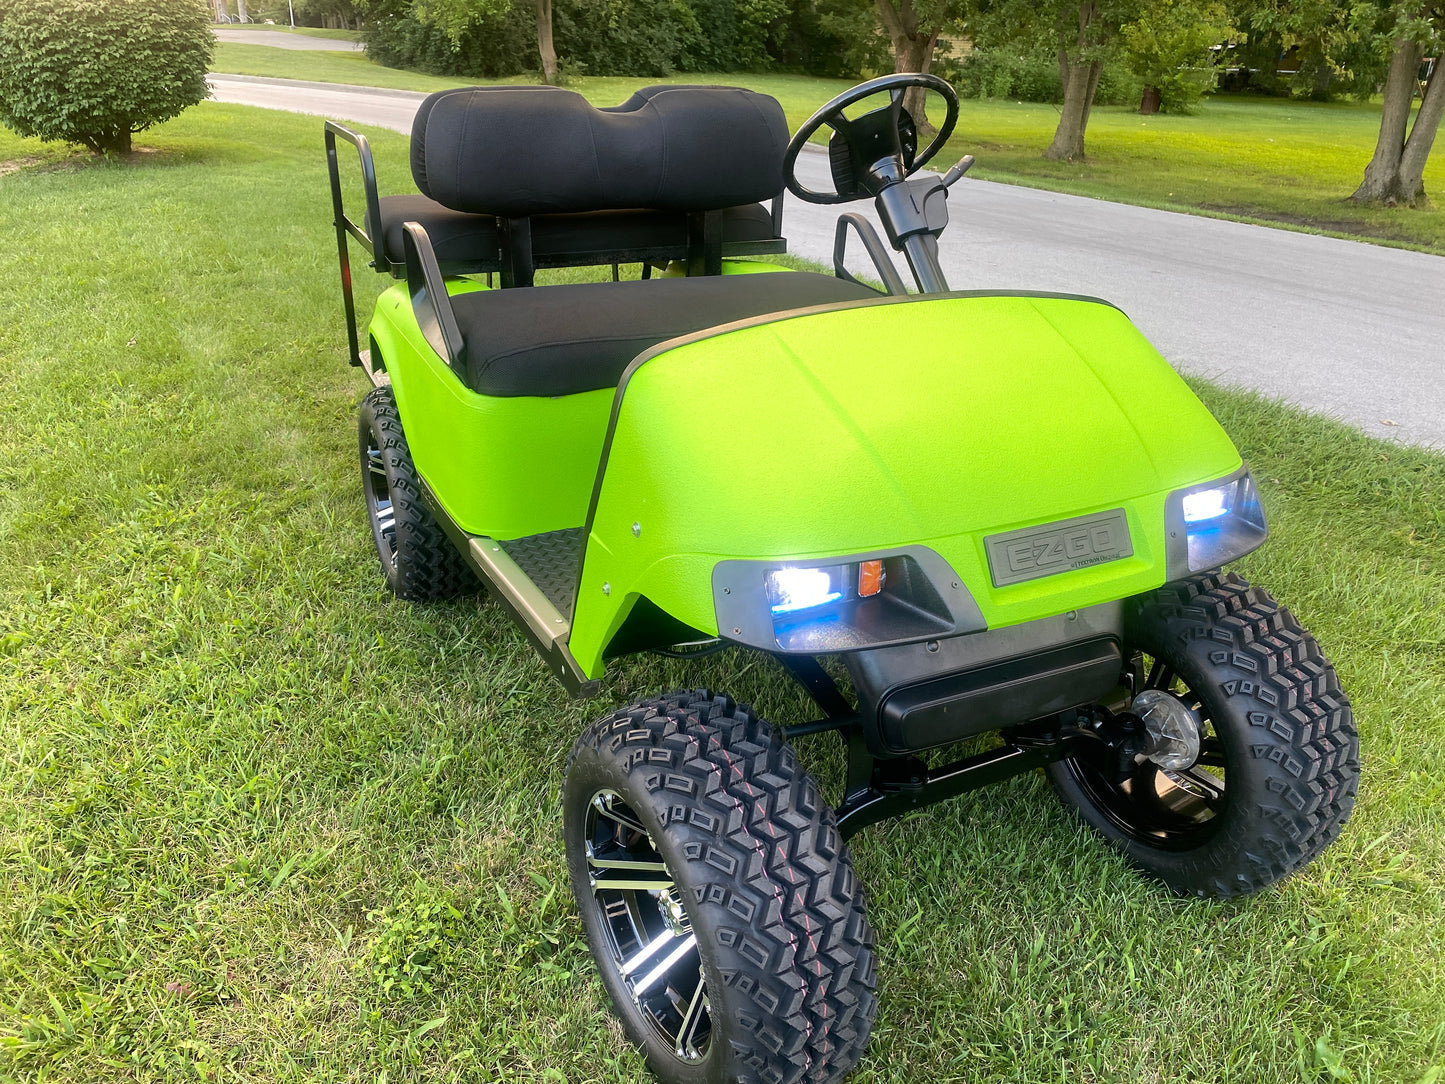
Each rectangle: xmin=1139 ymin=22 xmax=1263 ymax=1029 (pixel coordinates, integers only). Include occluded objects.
xmin=367 ymin=195 xmax=777 ymax=272
xmin=452 ymin=271 xmax=879 ymax=397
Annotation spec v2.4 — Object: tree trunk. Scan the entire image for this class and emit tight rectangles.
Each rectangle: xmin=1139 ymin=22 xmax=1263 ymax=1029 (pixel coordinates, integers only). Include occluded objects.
xmin=1351 ymin=37 xmax=1443 ymax=206
xmin=236 ymin=0 xmax=247 ymax=23
xmin=1045 ymin=54 xmax=1102 ymax=160
xmin=875 ymin=0 xmax=941 ymax=133
xmin=1044 ymin=3 xmax=1104 ymax=161
xmin=1397 ymin=52 xmax=1445 ymax=203
xmin=535 ymin=0 xmax=557 ymax=84
xmin=1139 ymin=85 xmax=1161 ymax=114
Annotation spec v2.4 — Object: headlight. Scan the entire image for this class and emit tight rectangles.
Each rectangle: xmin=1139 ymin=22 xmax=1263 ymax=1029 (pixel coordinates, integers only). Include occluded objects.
xmin=1172 ymin=470 xmax=1267 ymax=572
xmin=713 ymin=548 xmax=987 ymax=654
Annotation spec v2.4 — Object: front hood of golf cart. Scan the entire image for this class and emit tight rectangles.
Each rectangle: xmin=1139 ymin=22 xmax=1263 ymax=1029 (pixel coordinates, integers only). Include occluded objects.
xmin=571 ymin=292 xmax=1242 ymax=670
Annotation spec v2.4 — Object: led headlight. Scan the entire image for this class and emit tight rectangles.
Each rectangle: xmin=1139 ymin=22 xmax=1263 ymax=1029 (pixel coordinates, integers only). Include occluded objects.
xmin=714 ymin=549 xmax=985 ymax=654
xmin=767 ymin=565 xmax=848 ymax=615
xmin=1173 ymin=470 xmax=1267 ymax=572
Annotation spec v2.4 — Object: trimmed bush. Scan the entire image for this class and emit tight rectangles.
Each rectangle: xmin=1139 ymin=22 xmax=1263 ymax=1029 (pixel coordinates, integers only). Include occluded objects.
xmin=0 ymin=0 xmax=213 ymax=155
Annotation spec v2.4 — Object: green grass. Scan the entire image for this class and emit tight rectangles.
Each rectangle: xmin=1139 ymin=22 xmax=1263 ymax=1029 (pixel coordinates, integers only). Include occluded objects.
xmin=2 ymin=107 xmax=1444 ymax=1083
xmin=210 ymin=41 xmax=1445 ymax=253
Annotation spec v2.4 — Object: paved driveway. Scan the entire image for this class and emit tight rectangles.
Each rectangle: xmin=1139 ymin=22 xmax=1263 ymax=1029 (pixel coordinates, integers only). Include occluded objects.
xmin=208 ymin=74 xmax=1445 ymax=448
xmin=214 ymin=27 xmax=364 ymax=50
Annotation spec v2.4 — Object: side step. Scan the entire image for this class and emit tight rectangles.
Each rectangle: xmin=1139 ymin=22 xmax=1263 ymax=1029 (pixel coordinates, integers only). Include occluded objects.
xmin=419 ymin=481 xmax=600 ymax=698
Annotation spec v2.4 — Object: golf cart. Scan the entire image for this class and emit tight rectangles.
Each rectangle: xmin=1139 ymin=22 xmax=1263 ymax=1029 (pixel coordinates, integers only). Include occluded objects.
xmin=323 ymin=75 xmax=1358 ymax=1084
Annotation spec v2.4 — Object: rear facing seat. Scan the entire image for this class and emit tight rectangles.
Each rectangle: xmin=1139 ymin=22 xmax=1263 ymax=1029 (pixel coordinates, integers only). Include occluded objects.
xmin=366 ymin=196 xmax=778 ymax=275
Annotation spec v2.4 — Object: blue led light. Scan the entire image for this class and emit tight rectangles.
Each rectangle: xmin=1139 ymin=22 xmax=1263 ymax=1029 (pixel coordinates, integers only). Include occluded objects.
xmin=1182 ymin=486 xmax=1231 ymax=524
xmin=767 ymin=567 xmax=843 ymax=615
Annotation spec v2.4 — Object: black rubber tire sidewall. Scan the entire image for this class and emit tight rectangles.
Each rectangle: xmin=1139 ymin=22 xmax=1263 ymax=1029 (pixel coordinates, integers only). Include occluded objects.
xmin=1047 ymin=572 xmax=1358 ymax=899
xmin=357 ymin=386 xmax=475 ymax=602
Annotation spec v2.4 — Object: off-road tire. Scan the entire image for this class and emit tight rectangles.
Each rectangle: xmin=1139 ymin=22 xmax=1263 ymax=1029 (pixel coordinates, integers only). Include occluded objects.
xmin=358 ymin=386 xmax=474 ymax=601
xmin=1047 ymin=572 xmax=1358 ymax=899
xmin=564 ymin=690 xmax=878 ymax=1084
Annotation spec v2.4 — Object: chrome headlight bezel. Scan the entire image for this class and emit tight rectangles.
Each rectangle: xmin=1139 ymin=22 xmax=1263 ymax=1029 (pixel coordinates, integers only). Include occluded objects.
xmin=1165 ymin=467 xmax=1268 ymax=575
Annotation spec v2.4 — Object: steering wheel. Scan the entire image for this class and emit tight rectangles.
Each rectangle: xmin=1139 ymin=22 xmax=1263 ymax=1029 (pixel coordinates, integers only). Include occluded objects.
xmin=783 ymin=73 xmax=959 ymax=205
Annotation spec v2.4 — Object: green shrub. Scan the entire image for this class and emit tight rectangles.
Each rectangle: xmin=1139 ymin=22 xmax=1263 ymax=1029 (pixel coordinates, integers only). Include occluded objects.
xmin=363 ymin=0 xmax=872 ymax=80
xmin=0 ymin=0 xmax=212 ymax=154
xmin=954 ymin=46 xmax=1141 ymax=107
xmin=362 ymin=0 xmax=534 ymax=77
xmin=554 ymin=0 xmax=696 ymax=77
xmin=1120 ymin=0 xmax=1235 ymax=113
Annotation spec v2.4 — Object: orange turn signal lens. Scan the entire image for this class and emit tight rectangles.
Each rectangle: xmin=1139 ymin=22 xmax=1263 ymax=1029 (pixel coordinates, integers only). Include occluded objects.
xmin=858 ymin=560 xmax=884 ymax=597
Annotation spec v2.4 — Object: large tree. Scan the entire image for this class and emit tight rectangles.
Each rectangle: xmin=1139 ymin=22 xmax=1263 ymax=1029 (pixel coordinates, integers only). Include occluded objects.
xmin=977 ymin=1 xmax=1138 ymax=159
xmin=874 ymin=0 xmax=966 ymax=127
xmin=1044 ymin=2 xmax=1135 ymax=159
xmin=1350 ymin=3 xmax=1445 ymax=204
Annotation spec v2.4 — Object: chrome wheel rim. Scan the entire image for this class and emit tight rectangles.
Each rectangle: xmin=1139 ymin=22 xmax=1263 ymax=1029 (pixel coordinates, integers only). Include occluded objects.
xmin=583 ymin=789 xmax=711 ymax=1062
xmin=363 ymin=438 xmax=397 ymax=571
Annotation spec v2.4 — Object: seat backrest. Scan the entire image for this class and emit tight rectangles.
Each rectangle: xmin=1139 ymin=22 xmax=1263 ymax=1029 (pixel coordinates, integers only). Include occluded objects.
xmin=410 ymin=84 xmax=788 ymax=219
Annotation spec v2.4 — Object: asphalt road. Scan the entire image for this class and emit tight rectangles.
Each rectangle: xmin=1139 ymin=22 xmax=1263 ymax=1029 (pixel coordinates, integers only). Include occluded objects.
xmin=213 ymin=27 xmax=364 ymax=50
xmin=208 ymin=74 xmax=1445 ymax=447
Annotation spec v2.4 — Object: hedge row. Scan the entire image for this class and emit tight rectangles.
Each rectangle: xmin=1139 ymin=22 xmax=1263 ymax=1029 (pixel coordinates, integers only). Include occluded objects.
xmin=362 ymin=0 xmax=886 ymax=79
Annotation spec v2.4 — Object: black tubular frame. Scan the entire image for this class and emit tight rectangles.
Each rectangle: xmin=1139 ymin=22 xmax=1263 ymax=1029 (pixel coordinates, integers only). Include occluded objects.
xmin=833 ymin=213 xmax=909 ymax=296
xmin=777 ymin=652 xmax=1131 ymax=840
xmin=325 ymin=121 xmax=385 ymax=368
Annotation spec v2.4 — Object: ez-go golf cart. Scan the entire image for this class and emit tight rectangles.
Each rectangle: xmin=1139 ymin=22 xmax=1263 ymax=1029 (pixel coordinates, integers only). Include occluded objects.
xmin=324 ymin=75 xmax=1358 ymax=1083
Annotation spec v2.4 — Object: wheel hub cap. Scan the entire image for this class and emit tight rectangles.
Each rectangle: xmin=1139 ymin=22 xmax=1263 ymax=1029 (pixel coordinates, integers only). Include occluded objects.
xmin=1132 ymin=688 xmax=1202 ymax=771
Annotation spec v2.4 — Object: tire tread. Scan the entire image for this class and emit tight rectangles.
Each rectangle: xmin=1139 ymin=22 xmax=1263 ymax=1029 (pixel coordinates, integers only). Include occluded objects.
xmin=568 ymin=690 xmax=877 ymax=1084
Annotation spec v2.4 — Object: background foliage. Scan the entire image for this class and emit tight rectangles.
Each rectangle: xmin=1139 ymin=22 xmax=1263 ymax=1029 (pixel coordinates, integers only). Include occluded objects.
xmin=360 ymin=0 xmax=877 ymax=77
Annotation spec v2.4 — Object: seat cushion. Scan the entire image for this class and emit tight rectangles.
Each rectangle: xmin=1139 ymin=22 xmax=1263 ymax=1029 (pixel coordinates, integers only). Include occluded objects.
xmin=370 ymin=195 xmax=778 ymax=271
xmin=370 ymin=194 xmax=500 ymax=268
xmin=451 ymin=271 xmax=879 ymax=398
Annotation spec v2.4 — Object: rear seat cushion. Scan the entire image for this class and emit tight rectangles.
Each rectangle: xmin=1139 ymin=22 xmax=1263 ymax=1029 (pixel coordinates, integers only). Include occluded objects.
xmin=369 ymin=194 xmax=499 ymax=268
xmin=450 ymin=271 xmax=879 ymax=398
xmin=367 ymin=197 xmax=777 ymax=269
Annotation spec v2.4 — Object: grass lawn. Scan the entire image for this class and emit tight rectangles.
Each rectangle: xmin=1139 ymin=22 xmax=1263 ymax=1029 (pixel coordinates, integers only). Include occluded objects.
xmin=211 ymin=42 xmax=1445 ymax=254
xmin=2 ymin=106 xmax=1444 ymax=1083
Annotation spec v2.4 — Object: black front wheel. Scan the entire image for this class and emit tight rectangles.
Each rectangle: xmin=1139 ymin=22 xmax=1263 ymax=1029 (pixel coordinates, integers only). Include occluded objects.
xmin=1048 ymin=572 xmax=1358 ymax=899
xmin=563 ymin=691 xmax=877 ymax=1084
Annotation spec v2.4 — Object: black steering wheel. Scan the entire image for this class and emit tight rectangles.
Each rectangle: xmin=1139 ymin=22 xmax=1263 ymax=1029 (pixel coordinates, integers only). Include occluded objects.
xmin=783 ymin=73 xmax=960 ymax=205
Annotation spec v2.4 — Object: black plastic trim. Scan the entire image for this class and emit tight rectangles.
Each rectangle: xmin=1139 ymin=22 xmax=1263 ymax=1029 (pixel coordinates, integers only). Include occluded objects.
xmin=401 ymin=222 xmax=467 ymax=375
xmin=873 ymin=637 xmax=1122 ymax=755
